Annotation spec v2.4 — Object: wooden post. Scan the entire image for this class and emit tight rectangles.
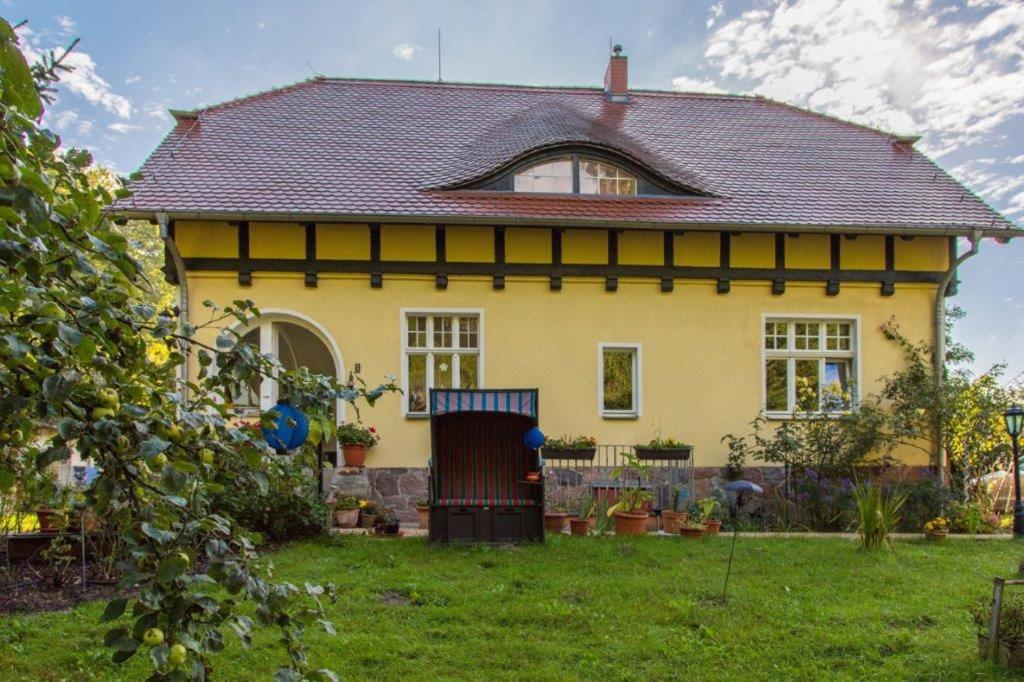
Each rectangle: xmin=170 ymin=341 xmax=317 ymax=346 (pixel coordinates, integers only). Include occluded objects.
xmin=989 ymin=577 xmax=1005 ymax=662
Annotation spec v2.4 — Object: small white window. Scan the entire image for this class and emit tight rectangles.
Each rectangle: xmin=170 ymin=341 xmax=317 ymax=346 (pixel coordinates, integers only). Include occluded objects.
xmin=580 ymin=158 xmax=637 ymax=196
xmin=513 ymin=158 xmax=573 ymax=193
xmin=599 ymin=343 xmax=641 ymax=418
xmin=403 ymin=311 xmax=482 ymax=416
xmin=763 ymin=318 xmax=857 ymax=416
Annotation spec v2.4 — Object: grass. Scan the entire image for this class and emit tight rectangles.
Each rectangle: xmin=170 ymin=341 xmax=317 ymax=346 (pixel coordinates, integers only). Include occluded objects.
xmin=0 ymin=535 xmax=1020 ymax=680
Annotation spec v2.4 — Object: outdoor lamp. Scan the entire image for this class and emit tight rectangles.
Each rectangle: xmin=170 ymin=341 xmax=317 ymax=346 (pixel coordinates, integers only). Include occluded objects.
xmin=1004 ymin=404 xmax=1024 ymax=538
xmin=721 ymin=480 xmax=764 ymax=601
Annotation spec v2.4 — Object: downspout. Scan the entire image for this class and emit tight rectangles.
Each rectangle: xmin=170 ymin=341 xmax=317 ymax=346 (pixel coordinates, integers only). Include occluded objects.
xmin=933 ymin=229 xmax=983 ymax=480
xmin=158 ymin=211 xmax=190 ymax=404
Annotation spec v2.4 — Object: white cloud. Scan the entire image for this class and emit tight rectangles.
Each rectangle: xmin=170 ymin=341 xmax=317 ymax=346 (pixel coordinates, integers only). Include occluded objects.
xmin=257 ymin=21 xmax=265 ymax=29
xmin=392 ymin=43 xmax=421 ymax=61
xmin=1010 ymin=155 xmax=1024 ymax=164
xmin=125 ymin=75 xmax=141 ymax=84
xmin=698 ymin=0 xmax=1024 ymax=155
xmin=706 ymin=2 xmax=724 ymax=29
xmin=46 ymin=108 xmax=93 ymax=136
xmin=671 ymin=76 xmax=724 ymax=93
xmin=107 ymin=122 xmax=141 ymax=134
xmin=56 ymin=15 xmax=75 ymax=34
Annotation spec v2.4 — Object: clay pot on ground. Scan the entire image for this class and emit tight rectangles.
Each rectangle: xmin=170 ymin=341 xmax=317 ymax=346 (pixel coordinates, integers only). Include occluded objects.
xmin=925 ymin=529 xmax=949 ymax=542
xmin=613 ymin=511 xmax=649 ymax=536
xmin=661 ymin=510 xmax=688 ymax=534
xmin=679 ymin=525 xmax=706 ymax=539
xmin=342 ymin=443 xmax=367 ymax=468
xmin=416 ymin=505 xmax=430 ymax=529
xmin=335 ymin=507 xmax=360 ymax=528
xmin=703 ymin=520 xmax=722 ymax=536
xmin=569 ymin=517 xmax=591 ymax=536
xmin=359 ymin=512 xmax=377 ymax=529
xmin=544 ymin=512 xmax=570 ymax=533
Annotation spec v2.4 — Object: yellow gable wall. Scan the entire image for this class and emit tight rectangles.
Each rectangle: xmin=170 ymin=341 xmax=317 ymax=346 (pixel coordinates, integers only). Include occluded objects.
xmin=250 ymin=222 xmax=305 ymax=259
xmin=505 ymin=227 xmax=551 ymax=263
xmin=187 ymin=271 xmax=936 ymax=469
xmin=317 ymin=223 xmax=370 ymax=260
xmin=562 ymin=229 xmax=606 ymax=264
xmin=840 ymin=235 xmax=886 ymax=270
xmin=381 ymin=224 xmax=435 ymax=261
xmin=175 ymin=221 xmax=237 ymax=258
xmin=675 ymin=232 xmax=719 ymax=267
xmin=731 ymin=233 xmax=775 ymax=268
xmin=896 ymin=237 xmax=948 ymax=271
xmin=618 ymin=230 xmax=662 ymax=266
xmin=447 ymin=226 xmax=494 ymax=263
xmin=786 ymin=234 xmax=830 ymax=269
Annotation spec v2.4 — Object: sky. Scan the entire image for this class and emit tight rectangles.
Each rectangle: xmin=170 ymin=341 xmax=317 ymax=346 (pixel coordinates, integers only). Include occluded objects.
xmin=8 ymin=0 xmax=1024 ymax=382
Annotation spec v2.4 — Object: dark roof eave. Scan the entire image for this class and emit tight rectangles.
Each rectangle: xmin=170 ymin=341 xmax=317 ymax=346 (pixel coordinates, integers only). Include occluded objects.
xmin=116 ymin=207 xmax=1020 ymax=239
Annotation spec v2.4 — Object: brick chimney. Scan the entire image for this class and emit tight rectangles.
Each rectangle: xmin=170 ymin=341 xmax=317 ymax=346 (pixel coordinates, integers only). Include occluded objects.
xmin=603 ymin=44 xmax=629 ymax=103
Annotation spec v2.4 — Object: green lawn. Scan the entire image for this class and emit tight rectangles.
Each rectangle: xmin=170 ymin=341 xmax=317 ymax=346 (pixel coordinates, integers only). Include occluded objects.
xmin=0 ymin=535 xmax=1020 ymax=680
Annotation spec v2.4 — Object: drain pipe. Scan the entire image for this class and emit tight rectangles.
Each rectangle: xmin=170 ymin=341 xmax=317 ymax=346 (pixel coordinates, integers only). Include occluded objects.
xmin=933 ymin=229 xmax=983 ymax=480
xmin=158 ymin=212 xmax=190 ymax=404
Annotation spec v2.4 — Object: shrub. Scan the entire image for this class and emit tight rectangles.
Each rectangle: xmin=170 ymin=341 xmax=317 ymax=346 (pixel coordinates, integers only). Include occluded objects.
xmin=853 ymin=481 xmax=906 ymax=550
xmin=891 ymin=477 xmax=952 ymax=532
xmin=971 ymin=594 xmax=1024 ymax=649
xmin=947 ymin=500 xmax=996 ymax=534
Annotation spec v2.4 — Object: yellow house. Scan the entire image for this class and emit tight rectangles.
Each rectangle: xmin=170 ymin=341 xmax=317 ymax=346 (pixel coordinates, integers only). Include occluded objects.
xmin=121 ymin=48 xmax=1016 ymax=513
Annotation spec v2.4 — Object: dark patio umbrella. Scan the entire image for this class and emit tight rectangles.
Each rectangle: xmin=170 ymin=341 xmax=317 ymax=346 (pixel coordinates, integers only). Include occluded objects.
xmin=721 ymin=480 xmax=763 ymax=602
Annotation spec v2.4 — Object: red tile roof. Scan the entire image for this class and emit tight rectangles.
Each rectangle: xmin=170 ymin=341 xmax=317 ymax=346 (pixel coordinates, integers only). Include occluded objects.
xmin=120 ymin=78 xmax=1016 ymax=235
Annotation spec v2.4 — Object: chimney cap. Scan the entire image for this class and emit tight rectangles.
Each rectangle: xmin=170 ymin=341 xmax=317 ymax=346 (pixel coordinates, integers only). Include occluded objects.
xmin=612 ymin=44 xmax=623 ymax=56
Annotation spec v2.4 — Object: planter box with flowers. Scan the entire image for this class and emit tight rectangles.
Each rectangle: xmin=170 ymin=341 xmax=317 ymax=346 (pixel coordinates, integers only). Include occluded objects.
xmin=633 ymin=436 xmax=693 ymax=461
xmin=925 ymin=516 xmax=949 ymax=541
xmin=329 ymin=495 xmax=362 ymax=528
xmin=541 ymin=435 xmax=598 ymax=461
xmin=337 ymin=422 xmax=380 ymax=468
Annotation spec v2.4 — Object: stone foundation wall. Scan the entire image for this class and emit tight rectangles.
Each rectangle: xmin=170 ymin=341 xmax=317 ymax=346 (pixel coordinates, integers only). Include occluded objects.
xmin=342 ymin=464 xmax=936 ymax=521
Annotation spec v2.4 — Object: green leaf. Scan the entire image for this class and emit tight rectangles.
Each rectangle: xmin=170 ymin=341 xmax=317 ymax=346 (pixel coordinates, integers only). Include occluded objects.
xmin=149 ymin=643 xmax=169 ymax=671
xmin=156 ymin=554 xmax=188 ymax=583
xmin=0 ymin=21 xmax=42 ymax=118
xmin=56 ymin=322 xmax=84 ymax=347
xmin=140 ymin=436 xmax=170 ymax=458
xmin=100 ymin=597 xmax=128 ymax=623
xmin=140 ymin=522 xmax=175 ymax=545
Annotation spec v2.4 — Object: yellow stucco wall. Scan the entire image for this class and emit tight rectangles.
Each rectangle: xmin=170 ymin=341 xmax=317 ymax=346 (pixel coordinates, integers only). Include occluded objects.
xmin=731 ymin=233 xmax=775 ymax=268
xmin=562 ymin=229 xmax=606 ymax=264
xmin=447 ymin=226 xmax=494 ymax=263
xmin=381 ymin=225 xmax=435 ymax=261
xmin=840 ymin=235 xmax=886 ymax=270
xmin=506 ymin=228 xmax=551 ymax=263
xmin=250 ymin=222 xmax=305 ymax=259
xmin=675 ymin=232 xmax=719 ymax=267
xmin=896 ymin=237 xmax=948 ymax=271
xmin=318 ymin=223 xmax=370 ymax=260
xmin=618 ymin=230 xmax=662 ymax=266
xmin=175 ymin=221 xmax=237 ymax=258
xmin=787 ymin=234 xmax=830 ymax=269
xmin=186 ymin=270 xmax=936 ymax=469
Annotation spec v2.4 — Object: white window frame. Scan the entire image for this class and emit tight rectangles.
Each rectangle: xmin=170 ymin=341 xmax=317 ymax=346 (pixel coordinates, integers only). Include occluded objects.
xmin=598 ymin=342 xmax=642 ymax=419
xmin=400 ymin=308 xmax=485 ymax=418
xmin=760 ymin=314 xmax=861 ymax=419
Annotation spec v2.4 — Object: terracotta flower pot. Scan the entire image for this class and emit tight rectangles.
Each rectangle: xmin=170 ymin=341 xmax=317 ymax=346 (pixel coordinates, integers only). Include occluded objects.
xmin=360 ymin=512 xmax=378 ymax=529
xmin=661 ymin=510 xmax=688 ymax=534
xmin=342 ymin=443 xmax=368 ymax=468
xmin=679 ymin=525 xmax=706 ymax=539
xmin=416 ymin=506 xmax=430 ymax=529
xmin=544 ymin=512 xmax=570 ymax=533
xmin=613 ymin=511 xmax=649 ymax=536
xmin=335 ymin=507 xmax=360 ymax=528
xmin=925 ymin=529 xmax=948 ymax=541
xmin=35 ymin=508 xmax=64 ymax=533
xmin=569 ymin=518 xmax=591 ymax=536
xmin=703 ymin=519 xmax=722 ymax=536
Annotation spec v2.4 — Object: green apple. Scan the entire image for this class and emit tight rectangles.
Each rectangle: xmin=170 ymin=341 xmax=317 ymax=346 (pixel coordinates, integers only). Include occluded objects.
xmin=142 ymin=628 xmax=164 ymax=646
xmin=37 ymin=301 xmax=66 ymax=320
xmin=199 ymin=448 xmax=215 ymax=465
xmin=168 ymin=643 xmax=187 ymax=666
xmin=98 ymin=387 xmax=119 ymax=407
xmin=151 ymin=453 xmax=168 ymax=468
xmin=91 ymin=407 xmax=114 ymax=420
xmin=177 ymin=552 xmax=190 ymax=567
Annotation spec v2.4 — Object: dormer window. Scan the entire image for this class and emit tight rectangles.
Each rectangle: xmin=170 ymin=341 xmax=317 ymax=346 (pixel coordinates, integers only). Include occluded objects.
xmin=513 ymin=157 xmax=573 ymax=193
xmin=511 ymin=155 xmax=638 ymax=196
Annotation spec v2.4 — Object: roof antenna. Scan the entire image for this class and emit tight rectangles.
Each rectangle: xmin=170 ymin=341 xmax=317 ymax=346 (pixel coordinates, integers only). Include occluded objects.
xmin=437 ymin=28 xmax=442 ymax=83
xmin=304 ymin=59 xmax=319 ymax=78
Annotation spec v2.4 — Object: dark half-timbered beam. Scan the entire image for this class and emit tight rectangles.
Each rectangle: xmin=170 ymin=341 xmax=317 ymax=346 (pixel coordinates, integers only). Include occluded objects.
xmin=827 ymin=235 xmax=841 ymax=296
xmin=661 ymin=230 xmax=675 ymax=292
xmin=236 ymin=221 xmax=251 ymax=286
xmin=606 ymin=230 xmax=619 ymax=292
xmin=493 ymin=226 xmax=506 ymax=290
xmin=882 ymin=235 xmax=895 ymax=296
xmin=550 ymin=228 xmax=563 ymax=291
xmin=717 ymin=232 xmax=731 ymax=294
xmin=772 ymin=232 xmax=786 ymax=295
xmin=435 ymin=224 xmax=447 ymax=289
xmin=369 ymin=223 xmax=382 ymax=288
xmin=304 ymin=222 xmax=317 ymax=287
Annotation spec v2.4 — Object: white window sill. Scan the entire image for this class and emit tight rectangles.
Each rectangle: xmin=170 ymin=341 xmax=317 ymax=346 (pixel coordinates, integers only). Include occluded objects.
xmin=602 ymin=412 xmax=639 ymax=420
xmin=765 ymin=410 xmax=851 ymax=421
xmin=404 ymin=413 xmax=430 ymax=420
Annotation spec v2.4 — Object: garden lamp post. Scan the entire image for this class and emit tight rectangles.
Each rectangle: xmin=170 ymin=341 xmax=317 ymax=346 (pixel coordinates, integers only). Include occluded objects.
xmin=1004 ymin=404 xmax=1024 ymax=538
xmin=722 ymin=480 xmax=763 ymax=602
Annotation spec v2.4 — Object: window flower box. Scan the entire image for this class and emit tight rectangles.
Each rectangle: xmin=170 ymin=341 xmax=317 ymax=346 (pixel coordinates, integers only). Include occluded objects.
xmin=634 ymin=445 xmax=692 ymax=461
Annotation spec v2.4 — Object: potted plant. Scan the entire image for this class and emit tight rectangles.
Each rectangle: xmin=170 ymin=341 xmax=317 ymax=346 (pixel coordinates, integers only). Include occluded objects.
xmin=544 ymin=505 xmax=571 ymax=533
xmin=333 ymin=495 xmax=361 ymax=528
xmin=661 ymin=485 xmax=689 ymax=534
xmin=415 ymin=499 xmax=429 ymax=529
xmin=678 ymin=521 xmax=706 ymax=539
xmin=337 ymin=422 xmax=380 ymax=468
xmin=569 ymin=495 xmax=595 ymax=536
xmin=697 ymin=498 xmax=722 ymax=535
xmin=359 ymin=499 xmax=379 ymax=528
xmin=35 ymin=487 xmax=70 ymax=533
xmin=924 ymin=516 xmax=949 ymax=541
xmin=525 ymin=471 xmax=541 ymax=483
xmin=542 ymin=435 xmax=598 ymax=462
xmin=373 ymin=507 xmax=401 ymax=537
xmin=608 ymin=453 xmax=653 ymax=536
xmin=633 ymin=434 xmax=693 ymax=461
